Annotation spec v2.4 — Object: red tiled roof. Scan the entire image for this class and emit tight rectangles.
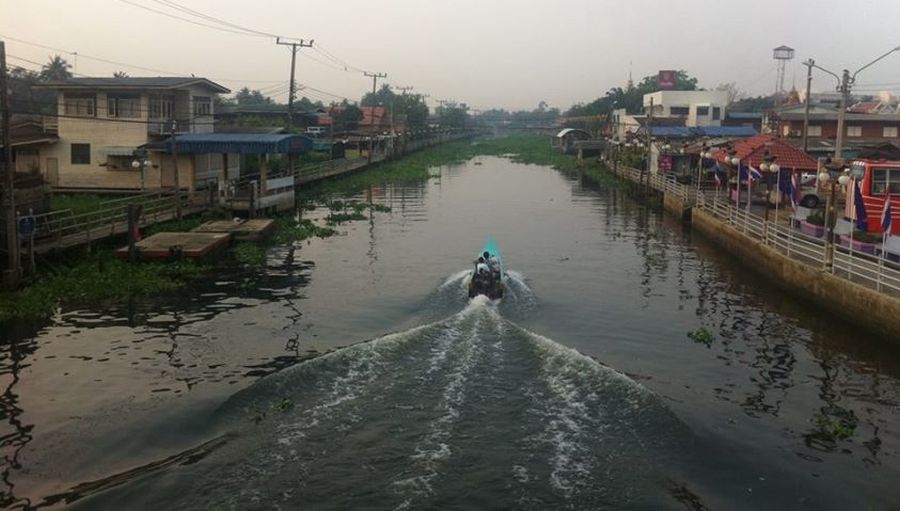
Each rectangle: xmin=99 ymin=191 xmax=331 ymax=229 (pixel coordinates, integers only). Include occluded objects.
xmin=359 ymin=106 xmax=388 ymax=127
xmin=712 ymin=134 xmax=818 ymax=171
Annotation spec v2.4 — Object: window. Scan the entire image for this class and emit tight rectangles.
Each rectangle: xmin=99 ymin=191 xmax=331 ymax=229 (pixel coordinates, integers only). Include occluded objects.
xmin=108 ymin=94 xmax=141 ymax=118
xmin=670 ymin=106 xmax=689 ymax=116
xmin=807 ymin=125 xmax=822 ymax=137
xmin=149 ymin=95 xmax=174 ymax=119
xmin=871 ymin=168 xmax=900 ymax=195
xmin=696 ymin=106 xmax=709 ymax=116
xmin=884 ymin=126 xmax=899 ymax=138
xmin=193 ymin=96 xmax=212 ymax=116
xmin=712 ymin=107 xmax=721 ymax=120
xmin=71 ymin=143 xmax=91 ymax=165
xmin=847 ymin=125 xmax=862 ymax=137
xmin=63 ymin=93 xmax=95 ymax=117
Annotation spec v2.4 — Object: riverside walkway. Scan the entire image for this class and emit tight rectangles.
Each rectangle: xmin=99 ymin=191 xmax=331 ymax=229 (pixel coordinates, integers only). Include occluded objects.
xmin=603 ymin=163 xmax=900 ymax=340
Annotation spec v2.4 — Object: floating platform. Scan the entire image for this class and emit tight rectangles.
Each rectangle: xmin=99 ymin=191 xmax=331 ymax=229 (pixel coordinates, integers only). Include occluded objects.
xmin=116 ymin=232 xmax=232 ymax=261
xmin=192 ymin=218 xmax=276 ymax=242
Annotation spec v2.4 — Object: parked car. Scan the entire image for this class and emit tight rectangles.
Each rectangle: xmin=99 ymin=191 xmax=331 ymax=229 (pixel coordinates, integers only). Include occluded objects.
xmin=306 ymin=126 xmax=327 ymax=137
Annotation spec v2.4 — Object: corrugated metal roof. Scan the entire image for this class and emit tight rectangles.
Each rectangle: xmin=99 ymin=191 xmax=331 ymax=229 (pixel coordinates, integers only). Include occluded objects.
xmin=555 ymin=128 xmax=591 ymax=138
xmin=701 ymin=126 xmax=758 ymax=137
xmin=36 ymin=77 xmax=230 ymax=93
xmin=152 ymin=133 xmax=314 ymax=154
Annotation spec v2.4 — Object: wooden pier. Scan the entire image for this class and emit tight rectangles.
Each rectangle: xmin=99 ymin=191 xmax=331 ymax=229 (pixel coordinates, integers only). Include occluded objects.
xmin=192 ymin=218 xmax=276 ymax=242
xmin=115 ymin=231 xmax=232 ymax=261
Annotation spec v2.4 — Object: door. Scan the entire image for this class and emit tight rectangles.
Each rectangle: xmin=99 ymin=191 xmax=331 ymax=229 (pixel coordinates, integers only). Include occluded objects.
xmin=160 ymin=155 xmax=176 ymax=188
xmin=46 ymin=157 xmax=59 ymax=186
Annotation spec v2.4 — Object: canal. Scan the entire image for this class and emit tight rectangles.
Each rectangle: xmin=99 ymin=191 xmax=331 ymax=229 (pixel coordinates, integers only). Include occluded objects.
xmin=2 ymin=151 xmax=899 ymax=509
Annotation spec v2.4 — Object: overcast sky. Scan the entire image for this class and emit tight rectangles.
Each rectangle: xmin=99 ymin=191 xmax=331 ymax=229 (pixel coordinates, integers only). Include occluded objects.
xmin=2 ymin=0 xmax=900 ymax=111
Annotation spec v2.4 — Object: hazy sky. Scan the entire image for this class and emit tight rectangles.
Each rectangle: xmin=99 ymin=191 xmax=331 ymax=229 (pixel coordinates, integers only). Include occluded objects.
xmin=3 ymin=0 xmax=900 ymax=111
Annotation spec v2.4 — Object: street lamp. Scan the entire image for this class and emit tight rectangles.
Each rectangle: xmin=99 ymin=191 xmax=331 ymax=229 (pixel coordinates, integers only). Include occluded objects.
xmin=808 ymin=45 xmax=900 ymax=158
xmin=818 ymin=158 xmax=850 ymax=267
xmin=131 ymin=149 xmax=152 ymax=192
xmin=760 ymin=152 xmax=779 ymax=223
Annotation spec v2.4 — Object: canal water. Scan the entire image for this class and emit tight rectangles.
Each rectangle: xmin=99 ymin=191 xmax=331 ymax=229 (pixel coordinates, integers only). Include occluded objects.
xmin=2 ymin=154 xmax=899 ymax=510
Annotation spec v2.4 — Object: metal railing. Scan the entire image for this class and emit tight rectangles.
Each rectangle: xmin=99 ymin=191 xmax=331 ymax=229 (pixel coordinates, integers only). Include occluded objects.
xmin=694 ymin=193 xmax=900 ymax=296
xmin=21 ymin=191 xmax=206 ymax=251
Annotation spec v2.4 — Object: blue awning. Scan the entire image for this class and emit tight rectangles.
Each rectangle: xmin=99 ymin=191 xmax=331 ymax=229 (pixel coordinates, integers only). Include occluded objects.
xmin=645 ymin=126 xmax=757 ymax=138
xmin=158 ymin=133 xmax=314 ymax=154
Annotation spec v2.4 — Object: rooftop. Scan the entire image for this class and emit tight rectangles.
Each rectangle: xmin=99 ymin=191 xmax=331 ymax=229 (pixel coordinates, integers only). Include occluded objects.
xmin=36 ymin=77 xmax=230 ymax=94
xmin=712 ymin=134 xmax=818 ymax=171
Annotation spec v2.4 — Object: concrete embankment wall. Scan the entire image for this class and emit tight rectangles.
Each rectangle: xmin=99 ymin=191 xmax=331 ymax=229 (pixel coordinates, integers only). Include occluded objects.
xmin=663 ymin=192 xmax=692 ymax=223
xmin=692 ymin=208 xmax=900 ymax=342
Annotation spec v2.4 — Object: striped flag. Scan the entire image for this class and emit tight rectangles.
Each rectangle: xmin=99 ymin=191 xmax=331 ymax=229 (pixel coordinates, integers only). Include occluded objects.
xmin=749 ymin=165 xmax=763 ymax=182
xmin=882 ymin=194 xmax=893 ymax=234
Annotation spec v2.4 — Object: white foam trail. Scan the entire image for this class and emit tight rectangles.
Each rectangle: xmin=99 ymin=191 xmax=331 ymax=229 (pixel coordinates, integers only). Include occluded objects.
xmin=519 ymin=327 xmax=651 ymax=497
xmin=394 ymin=301 xmax=494 ymax=498
xmin=439 ymin=270 xmax=471 ymax=290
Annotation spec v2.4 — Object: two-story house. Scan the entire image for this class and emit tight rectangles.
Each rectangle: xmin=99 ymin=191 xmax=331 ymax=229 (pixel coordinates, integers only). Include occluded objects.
xmin=775 ymin=103 xmax=900 ymax=157
xmin=643 ymin=90 xmax=728 ymax=128
xmin=33 ymin=77 xmax=238 ymax=190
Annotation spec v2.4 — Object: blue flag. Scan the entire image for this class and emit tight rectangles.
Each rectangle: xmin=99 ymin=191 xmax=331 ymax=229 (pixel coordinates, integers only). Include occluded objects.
xmin=882 ymin=196 xmax=893 ymax=234
xmin=853 ymin=180 xmax=868 ymax=231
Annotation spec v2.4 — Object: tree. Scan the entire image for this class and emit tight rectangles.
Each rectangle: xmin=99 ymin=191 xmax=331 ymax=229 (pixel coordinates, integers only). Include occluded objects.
xmin=565 ymin=70 xmax=702 ymax=117
xmin=716 ymin=82 xmax=745 ymax=107
xmin=437 ymin=102 xmax=469 ymax=128
xmin=333 ymin=100 xmax=363 ymax=131
xmin=234 ymin=87 xmax=278 ymax=107
xmin=113 ymin=71 xmax=129 ymax=78
xmin=39 ymin=55 xmax=72 ymax=81
xmin=729 ymin=95 xmax=776 ymax=113
xmin=8 ymin=66 xmax=56 ymax=115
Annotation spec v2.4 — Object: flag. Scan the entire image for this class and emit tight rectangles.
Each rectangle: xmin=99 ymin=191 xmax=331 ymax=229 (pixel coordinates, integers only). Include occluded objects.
xmin=714 ymin=171 xmax=722 ymax=188
xmin=790 ymin=172 xmax=800 ymax=208
xmin=882 ymin=194 xmax=893 ymax=234
xmin=853 ymin=179 xmax=868 ymax=231
xmin=749 ymin=165 xmax=763 ymax=182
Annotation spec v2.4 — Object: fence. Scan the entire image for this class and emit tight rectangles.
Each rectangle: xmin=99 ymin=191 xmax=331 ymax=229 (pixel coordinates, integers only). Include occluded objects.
xmin=695 ymin=192 xmax=900 ymax=297
xmin=608 ymin=164 xmax=900 ymax=297
xmin=19 ymin=191 xmax=207 ymax=254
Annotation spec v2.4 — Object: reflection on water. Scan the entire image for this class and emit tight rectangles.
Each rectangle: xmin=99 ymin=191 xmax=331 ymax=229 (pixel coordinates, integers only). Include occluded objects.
xmin=0 ymin=156 xmax=899 ymax=509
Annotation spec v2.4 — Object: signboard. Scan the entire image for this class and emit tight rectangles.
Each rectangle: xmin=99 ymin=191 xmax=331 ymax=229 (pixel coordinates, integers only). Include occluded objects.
xmin=658 ymin=70 xmax=677 ymax=90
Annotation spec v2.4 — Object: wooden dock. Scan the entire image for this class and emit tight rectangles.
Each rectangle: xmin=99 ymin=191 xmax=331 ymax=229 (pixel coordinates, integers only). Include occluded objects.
xmin=192 ymin=218 xmax=276 ymax=242
xmin=115 ymin=232 xmax=231 ymax=261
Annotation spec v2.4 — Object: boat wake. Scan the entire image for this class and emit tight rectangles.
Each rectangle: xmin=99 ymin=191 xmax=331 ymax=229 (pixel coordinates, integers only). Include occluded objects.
xmin=71 ymin=275 xmax=690 ymax=510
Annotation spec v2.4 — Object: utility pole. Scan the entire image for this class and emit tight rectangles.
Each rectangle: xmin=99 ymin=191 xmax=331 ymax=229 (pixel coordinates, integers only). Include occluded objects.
xmin=801 ymin=59 xmax=814 ymax=153
xmin=170 ymin=122 xmax=182 ymax=220
xmin=1 ymin=41 xmax=20 ymax=279
xmin=807 ymin=46 xmax=900 ymax=159
xmin=364 ymin=71 xmax=387 ymax=98
xmin=276 ymin=37 xmax=314 ymax=130
xmin=363 ymin=72 xmax=386 ymax=161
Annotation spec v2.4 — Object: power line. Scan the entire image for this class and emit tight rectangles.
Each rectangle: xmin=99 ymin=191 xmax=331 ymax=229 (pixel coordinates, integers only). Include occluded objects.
xmin=117 ymin=0 xmax=269 ymax=37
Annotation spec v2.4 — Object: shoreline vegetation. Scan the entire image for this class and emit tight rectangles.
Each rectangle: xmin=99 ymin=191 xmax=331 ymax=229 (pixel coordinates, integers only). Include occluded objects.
xmin=0 ymin=133 xmax=605 ymax=324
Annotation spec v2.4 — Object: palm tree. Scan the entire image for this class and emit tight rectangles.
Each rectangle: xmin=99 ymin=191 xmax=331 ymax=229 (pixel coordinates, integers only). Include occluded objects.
xmin=39 ymin=55 xmax=72 ymax=81
xmin=113 ymin=71 xmax=129 ymax=78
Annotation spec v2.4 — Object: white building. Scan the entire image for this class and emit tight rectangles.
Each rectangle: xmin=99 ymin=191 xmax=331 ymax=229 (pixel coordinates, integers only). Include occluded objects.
xmin=642 ymin=90 xmax=728 ymax=127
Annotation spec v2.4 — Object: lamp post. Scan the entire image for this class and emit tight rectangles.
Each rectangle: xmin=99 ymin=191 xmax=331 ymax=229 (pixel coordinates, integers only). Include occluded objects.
xmin=759 ymin=153 xmax=781 ymax=224
xmin=818 ymin=158 xmax=851 ymax=267
xmin=131 ymin=149 xmax=152 ymax=192
xmin=697 ymin=144 xmax=710 ymax=195
xmin=807 ymin=46 xmax=900 ymax=158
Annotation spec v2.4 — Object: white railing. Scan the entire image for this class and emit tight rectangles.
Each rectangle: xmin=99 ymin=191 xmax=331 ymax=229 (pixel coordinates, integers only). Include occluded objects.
xmin=695 ymin=194 xmax=900 ymax=297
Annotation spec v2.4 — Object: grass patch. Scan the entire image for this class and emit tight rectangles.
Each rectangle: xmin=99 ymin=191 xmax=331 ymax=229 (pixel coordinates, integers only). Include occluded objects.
xmin=272 ymin=218 xmax=337 ymax=245
xmin=233 ymin=242 xmax=266 ymax=266
xmin=326 ymin=212 xmax=367 ymax=224
xmin=687 ymin=327 xmax=715 ymax=346
xmin=0 ymin=254 xmax=207 ymax=323
xmin=144 ymin=207 xmax=230 ymax=236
